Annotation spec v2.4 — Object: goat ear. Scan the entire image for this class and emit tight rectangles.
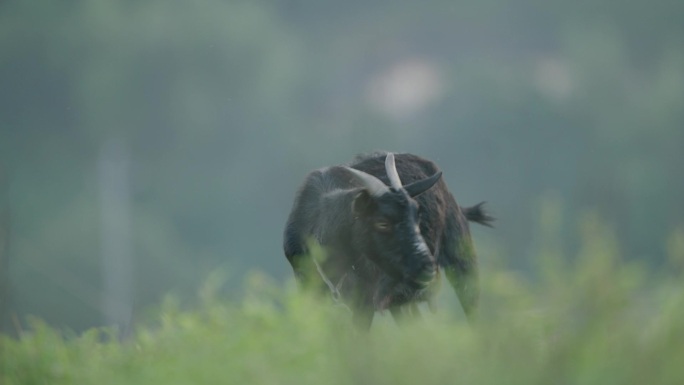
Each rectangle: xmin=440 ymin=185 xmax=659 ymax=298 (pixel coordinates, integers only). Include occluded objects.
xmin=352 ymin=190 xmax=375 ymax=218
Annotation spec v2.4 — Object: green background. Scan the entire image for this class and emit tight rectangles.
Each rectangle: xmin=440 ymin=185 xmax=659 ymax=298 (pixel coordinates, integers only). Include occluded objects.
xmin=1 ymin=0 xmax=682 ymax=332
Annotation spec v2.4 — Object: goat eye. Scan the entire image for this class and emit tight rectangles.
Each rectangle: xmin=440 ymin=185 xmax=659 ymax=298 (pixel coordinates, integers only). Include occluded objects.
xmin=374 ymin=221 xmax=391 ymax=232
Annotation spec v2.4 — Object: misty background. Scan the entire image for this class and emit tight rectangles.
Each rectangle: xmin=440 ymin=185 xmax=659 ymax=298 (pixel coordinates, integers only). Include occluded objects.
xmin=1 ymin=0 xmax=682 ymax=333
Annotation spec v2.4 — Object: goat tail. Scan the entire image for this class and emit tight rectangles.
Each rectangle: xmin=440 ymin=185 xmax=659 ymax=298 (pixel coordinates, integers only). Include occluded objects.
xmin=462 ymin=201 xmax=495 ymax=227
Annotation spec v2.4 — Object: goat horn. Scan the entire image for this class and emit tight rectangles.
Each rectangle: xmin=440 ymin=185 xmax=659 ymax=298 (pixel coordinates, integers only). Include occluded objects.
xmin=385 ymin=153 xmax=402 ymax=189
xmin=404 ymin=171 xmax=443 ymax=197
xmin=345 ymin=167 xmax=389 ymax=196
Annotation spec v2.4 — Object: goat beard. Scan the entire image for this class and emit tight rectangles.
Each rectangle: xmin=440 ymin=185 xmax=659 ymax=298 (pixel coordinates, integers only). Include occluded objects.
xmin=372 ymin=276 xmax=415 ymax=310
xmin=335 ymin=264 xmax=438 ymax=311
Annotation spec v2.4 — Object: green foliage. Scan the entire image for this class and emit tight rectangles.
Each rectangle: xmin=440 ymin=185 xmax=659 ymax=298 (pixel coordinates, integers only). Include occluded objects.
xmin=3 ymin=221 xmax=684 ymax=385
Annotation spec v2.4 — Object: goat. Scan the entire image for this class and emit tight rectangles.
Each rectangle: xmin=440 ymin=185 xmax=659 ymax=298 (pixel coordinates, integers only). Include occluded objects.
xmin=283 ymin=152 xmax=493 ymax=329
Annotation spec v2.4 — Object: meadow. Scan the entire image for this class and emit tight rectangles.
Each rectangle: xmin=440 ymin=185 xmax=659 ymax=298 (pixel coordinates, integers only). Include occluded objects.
xmin=3 ymin=217 xmax=684 ymax=385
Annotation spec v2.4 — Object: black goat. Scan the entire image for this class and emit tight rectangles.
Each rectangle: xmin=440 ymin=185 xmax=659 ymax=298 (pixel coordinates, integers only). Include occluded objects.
xmin=283 ymin=152 xmax=493 ymax=328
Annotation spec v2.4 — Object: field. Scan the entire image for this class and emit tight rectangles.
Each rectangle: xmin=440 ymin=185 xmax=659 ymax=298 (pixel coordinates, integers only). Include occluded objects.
xmin=3 ymin=221 xmax=684 ymax=385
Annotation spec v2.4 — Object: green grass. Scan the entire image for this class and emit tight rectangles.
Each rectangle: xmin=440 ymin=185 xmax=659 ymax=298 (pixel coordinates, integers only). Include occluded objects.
xmin=3 ymin=220 xmax=684 ymax=384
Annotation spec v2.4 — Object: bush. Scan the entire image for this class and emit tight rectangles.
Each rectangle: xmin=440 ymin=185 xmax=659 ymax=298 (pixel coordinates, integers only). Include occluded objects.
xmin=3 ymin=220 xmax=684 ymax=385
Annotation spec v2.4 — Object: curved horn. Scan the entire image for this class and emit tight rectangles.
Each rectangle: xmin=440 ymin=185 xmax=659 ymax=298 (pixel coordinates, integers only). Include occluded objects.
xmin=404 ymin=171 xmax=443 ymax=197
xmin=385 ymin=153 xmax=402 ymax=189
xmin=344 ymin=167 xmax=389 ymax=196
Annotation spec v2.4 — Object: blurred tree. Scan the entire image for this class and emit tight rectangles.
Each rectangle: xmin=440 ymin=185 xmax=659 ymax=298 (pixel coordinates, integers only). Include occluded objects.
xmin=0 ymin=0 xmax=305 ymax=330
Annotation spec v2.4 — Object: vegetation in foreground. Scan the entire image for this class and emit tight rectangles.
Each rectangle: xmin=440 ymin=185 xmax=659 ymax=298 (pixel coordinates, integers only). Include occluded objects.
xmin=2 ymin=218 xmax=684 ymax=385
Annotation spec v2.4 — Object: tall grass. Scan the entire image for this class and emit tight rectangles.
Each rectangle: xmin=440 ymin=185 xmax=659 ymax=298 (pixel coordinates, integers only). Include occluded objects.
xmin=2 ymin=216 xmax=684 ymax=385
